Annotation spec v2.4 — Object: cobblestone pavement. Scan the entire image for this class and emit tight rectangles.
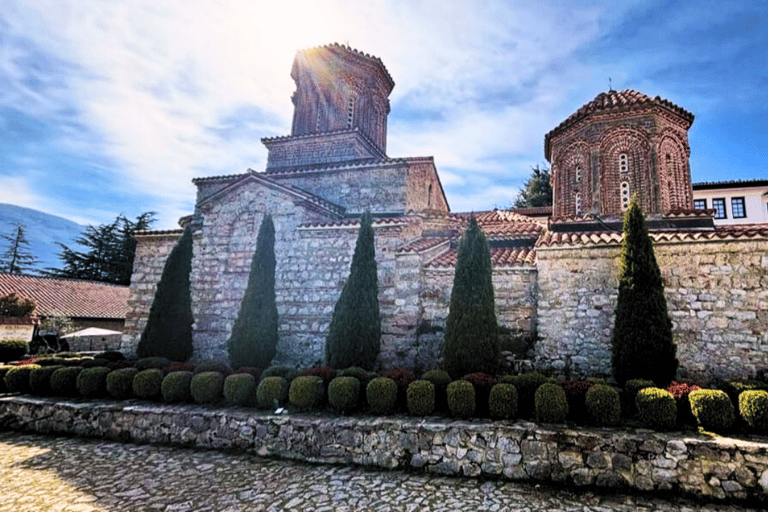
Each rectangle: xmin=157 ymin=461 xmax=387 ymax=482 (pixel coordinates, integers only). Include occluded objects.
xmin=0 ymin=431 xmax=761 ymax=512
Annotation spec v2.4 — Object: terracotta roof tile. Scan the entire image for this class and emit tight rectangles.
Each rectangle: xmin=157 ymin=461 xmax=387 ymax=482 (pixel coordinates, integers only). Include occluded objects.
xmin=537 ymin=224 xmax=768 ymax=247
xmin=298 ymin=216 xmax=407 ymax=229
xmin=397 ymin=238 xmax=448 ymax=254
xmin=0 ymin=273 xmax=129 ymax=319
xmin=427 ymin=247 xmax=536 ymax=268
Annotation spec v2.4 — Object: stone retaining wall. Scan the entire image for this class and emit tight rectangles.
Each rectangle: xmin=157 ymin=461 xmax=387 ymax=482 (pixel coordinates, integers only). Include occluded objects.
xmin=1 ymin=396 xmax=766 ymax=503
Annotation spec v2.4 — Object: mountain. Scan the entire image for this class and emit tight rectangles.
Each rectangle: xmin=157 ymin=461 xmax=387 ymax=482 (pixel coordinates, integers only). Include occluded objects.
xmin=0 ymin=204 xmax=85 ymax=274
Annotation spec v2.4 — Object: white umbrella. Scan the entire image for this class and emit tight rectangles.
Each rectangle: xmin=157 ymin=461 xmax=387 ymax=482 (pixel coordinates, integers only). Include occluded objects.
xmin=61 ymin=327 xmax=123 ymax=338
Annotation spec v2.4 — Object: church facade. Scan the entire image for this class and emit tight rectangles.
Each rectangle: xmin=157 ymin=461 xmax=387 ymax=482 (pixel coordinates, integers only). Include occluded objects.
xmin=122 ymin=44 xmax=768 ymax=382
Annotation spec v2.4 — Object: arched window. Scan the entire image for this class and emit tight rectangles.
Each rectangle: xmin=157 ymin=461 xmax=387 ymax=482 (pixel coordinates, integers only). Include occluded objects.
xmin=575 ymin=164 xmax=582 ymax=183
xmin=347 ymin=96 xmax=355 ymax=128
xmin=620 ymin=181 xmax=630 ymax=210
xmin=575 ymin=193 xmax=582 ymax=215
xmin=619 ymin=153 xmax=628 ymax=173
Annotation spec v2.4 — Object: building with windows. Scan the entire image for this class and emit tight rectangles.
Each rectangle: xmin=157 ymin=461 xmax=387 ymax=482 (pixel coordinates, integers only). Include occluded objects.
xmin=692 ymin=180 xmax=768 ymax=225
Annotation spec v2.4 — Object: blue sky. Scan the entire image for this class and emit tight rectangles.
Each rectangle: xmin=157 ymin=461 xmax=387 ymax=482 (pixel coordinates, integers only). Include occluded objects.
xmin=1 ymin=0 xmax=766 ymax=229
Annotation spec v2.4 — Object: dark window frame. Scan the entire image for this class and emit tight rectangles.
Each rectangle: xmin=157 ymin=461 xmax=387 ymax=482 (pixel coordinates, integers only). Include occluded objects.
xmin=712 ymin=198 xmax=727 ymax=219
xmin=731 ymin=197 xmax=746 ymax=218
xmin=693 ymin=198 xmax=707 ymax=210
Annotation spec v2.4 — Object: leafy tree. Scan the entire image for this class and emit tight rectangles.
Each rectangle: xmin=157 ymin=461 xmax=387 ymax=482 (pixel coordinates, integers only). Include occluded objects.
xmin=442 ymin=217 xmax=500 ymax=378
xmin=45 ymin=212 xmax=155 ymax=285
xmin=1 ymin=224 xmax=39 ymax=274
xmin=228 ymin=214 xmax=279 ymax=369
xmin=513 ymin=165 xmax=552 ymax=208
xmin=137 ymin=225 xmax=194 ymax=361
xmin=611 ymin=196 xmax=678 ymax=387
xmin=0 ymin=293 xmax=37 ymax=317
xmin=325 ymin=210 xmax=381 ymax=370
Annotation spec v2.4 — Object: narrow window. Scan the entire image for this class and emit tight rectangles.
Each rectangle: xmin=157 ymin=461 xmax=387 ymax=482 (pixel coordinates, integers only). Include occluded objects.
xmin=575 ymin=193 xmax=582 ymax=215
xmin=693 ymin=199 xmax=707 ymax=210
xmin=712 ymin=198 xmax=727 ymax=219
xmin=619 ymin=153 xmax=628 ymax=173
xmin=731 ymin=197 xmax=746 ymax=218
xmin=620 ymin=181 xmax=630 ymax=210
xmin=347 ymin=96 xmax=355 ymax=128
xmin=575 ymin=164 xmax=582 ymax=183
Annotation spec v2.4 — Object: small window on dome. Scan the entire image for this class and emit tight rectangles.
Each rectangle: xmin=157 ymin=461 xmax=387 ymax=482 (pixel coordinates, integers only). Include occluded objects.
xmin=575 ymin=193 xmax=582 ymax=215
xmin=619 ymin=153 xmax=628 ymax=173
xmin=575 ymin=165 xmax=582 ymax=183
xmin=347 ymin=97 xmax=355 ymax=128
xmin=620 ymin=181 xmax=630 ymax=210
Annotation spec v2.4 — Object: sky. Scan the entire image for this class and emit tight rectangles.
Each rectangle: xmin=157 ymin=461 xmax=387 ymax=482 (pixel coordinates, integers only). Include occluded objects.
xmin=1 ymin=1 xmax=767 ymax=229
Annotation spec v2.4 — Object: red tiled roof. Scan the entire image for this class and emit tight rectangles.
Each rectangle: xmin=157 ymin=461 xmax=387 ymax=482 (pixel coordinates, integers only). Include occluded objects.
xmin=449 ymin=210 xmax=546 ymax=235
xmin=397 ymin=238 xmax=448 ymax=254
xmin=298 ymin=217 xmax=407 ymax=229
xmin=427 ymin=247 xmax=536 ymax=268
xmin=0 ymin=273 xmax=129 ymax=319
xmin=537 ymin=224 xmax=768 ymax=247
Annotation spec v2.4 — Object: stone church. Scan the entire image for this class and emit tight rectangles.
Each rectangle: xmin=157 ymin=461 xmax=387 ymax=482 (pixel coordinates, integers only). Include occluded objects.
xmin=122 ymin=43 xmax=768 ymax=382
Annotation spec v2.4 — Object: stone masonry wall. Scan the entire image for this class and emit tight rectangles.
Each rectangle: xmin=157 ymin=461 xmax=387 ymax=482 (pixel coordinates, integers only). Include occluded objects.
xmin=121 ymin=231 xmax=182 ymax=355
xmin=536 ymin=237 xmax=768 ymax=381
xmin=2 ymin=396 xmax=767 ymax=503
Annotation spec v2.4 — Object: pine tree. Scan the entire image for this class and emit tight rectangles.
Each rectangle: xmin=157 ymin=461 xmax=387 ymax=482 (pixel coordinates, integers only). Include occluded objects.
xmin=1 ymin=224 xmax=39 ymax=274
xmin=137 ymin=225 xmax=194 ymax=361
xmin=442 ymin=217 xmax=499 ymax=378
xmin=611 ymin=196 xmax=678 ymax=387
xmin=227 ymin=214 xmax=278 ymax=369
xmin=325 ymin=210 xmax=381 ymax=370
xmin=513 ymin=165 xmax=553 ymax=208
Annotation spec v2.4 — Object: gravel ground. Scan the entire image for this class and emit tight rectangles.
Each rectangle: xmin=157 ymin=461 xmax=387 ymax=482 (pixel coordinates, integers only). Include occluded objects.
xmin=0 ymin=431 xmax=761 ymax=512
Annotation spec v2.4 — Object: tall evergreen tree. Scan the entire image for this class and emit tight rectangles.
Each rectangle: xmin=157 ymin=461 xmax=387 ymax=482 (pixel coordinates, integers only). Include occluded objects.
xmin=325 ymin=210 xmax=381 ymax=370
xmin=137 ymin=225 xmax=194 ymax=361
xmin=227 ymin=214 xmax=278 ymax=369
xmin=442 ymin=217 xmax=499 ymax=378
xmin=611 ymin=196 xmax=678 ymax=387
xmin=513 ymin=165 xmax=553 ymax=208
xmin=1 ymin=224 xmax=38 ymax=274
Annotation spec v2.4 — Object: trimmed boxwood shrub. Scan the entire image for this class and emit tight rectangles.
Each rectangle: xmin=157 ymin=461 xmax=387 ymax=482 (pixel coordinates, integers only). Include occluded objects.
xmin=559 ymin=380 xmax=595 ymax=424
xmin=340 ymin=366 xmax=377 ymax=392
xmin=136 ymin=357 xmax=172 ymax=371
xmin=261 ymin=366 xmax=301 ymax=383
xmin=232 ymin=367 xmax=262 ymax=381
xmin=636 ymin=388 xmax=677 ymax=431
xmin=328 ymin=376 xmax=360 ymax=414
xmin=739 ymin=390 xmax=768 ymax=433
xmin=624 ymin=378 xmax=656 ymax=416
xmin=81 ymin=358 xmax=110 ymax=369
xmin=4 ymin=364 xmax=40 ymax=393
xmin=190 ymin=371 xmax=225 ymax=404
xmin=585 ymin=384 xmax=621 ymax=426
xmin=223 ymin=374 xmax=257 ymax=406
xmin=0 ymin=365 xmax=12 ymax=392
xmin=30 ymin=365 xmax=62 ymax=395
xmin=94 ymin=351 xmax=126 ymax=362
xmin=489 ymin=383 xmax=518 ymax=420
xmin=163 ymin=362 xmax=196 ymax=374
xmin=511 ymin=372 xmax=550 ymax=419
xmin=161 ymin=371 xmax=193 ymax=402
xmin=76 ymin=366 xmax=111 ymax=397
xmin=535 ymin=382 xmax=568 ymax=424
xmin=133 ymin=368 xmax=164 ymax=399
xmin=107 ymin=368 xmax=139 ymax=399
xmin=301 ymin=366 xmax=338 ymax=387
xmin=50 ymin=367 xmax=83 ymax=396
xmin=367 ymin=377 xmax=398 ymax=415
xmin=406 ymin=380 xmax=435 ymax=416
xmin=194 ymin=360 xmax=232 ymax=376
xmin=36 ymin=357 xmax=67 ymax=367
xmin=421 ymin=369 xmax=451 ymax=411
xmin=0 ymin=339 xmax=28 ymax=363
xmin=719 ymin=380 xmax=768 ymax=412
xmin=447 ymin=380 xmax=475 ymax=419
xmin=289 ymin=376 xmax=325 ymax=411
xmin=689 ymin=389 xmax=734 ymax=433
xmin=256 ymin=376 xmax=289 ymax=409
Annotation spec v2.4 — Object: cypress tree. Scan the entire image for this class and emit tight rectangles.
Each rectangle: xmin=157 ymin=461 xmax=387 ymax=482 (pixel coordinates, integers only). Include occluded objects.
xmin=442 ymin=217 xmax=499 ymax=378
xmin=325 ymin=210 xmax=381 ymax=370
xmin=137 ymin=225 xmax=194 ymax=361
xmin=227 ymin=214 xmax=278 ymax=369
xmin=611 ymin=196 xmax=678 ymax=387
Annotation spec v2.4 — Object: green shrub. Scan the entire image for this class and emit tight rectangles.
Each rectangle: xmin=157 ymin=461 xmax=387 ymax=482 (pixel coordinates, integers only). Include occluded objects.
xmin=261 ymin=366 xmax=300 ymax=383
xmin=535 ymin=382 xmax=568 ymax=423
xmin=81 ymin=358 xmax=110 ymax=369
xmin=489 ymin=383 xmax=518 ymax=420
xmin=366 ymin=377 xmax=398 ymax=415
xmin=585 ymin=385 xmax=621 ymax=426
xmin=382 ymin=368 xmax=415 ymax=409
xmin=94 ymin=351 xmax=126 ymax=362
xmin=132 ymin=368 xmax=164 ymax=399
xmin=223 ymin=374 xmax=257 ymax=406
xmin=190 ymin=371 xmax=225 ymax=404
xmin=328 ymin=376 xmax=360 ymax=413
xmin=161 ymin=371 xmax=193 ymax=402
xmin=136 ymin=357 xmax=172 ymax=371
xmin=76 ymin=366 xmax=111 ymax=397
xmin=256 ymin=376 xmax=289 ymax=409
xmin=3 ymin=365 xmax=40 ymax=393
xmin=30 ymin=365 xmax=62 ymax=395
xmin=511 ymin=372 xmax=550 ymax=419
xmin=194 ymin=360 xmax=232 ymax=376
xmin=107 ymin=368 xmax=139 ymax=399
xmin=0 ymin=365 xmax=11 ymax=392
xmin=558 ymin=380 xmax=595 ymax=424
xmin=739 ymin=390 xmax=768 ymax=433
xmin=36 ymin=357 xmax=67 ymax=367
xmin=447 ymin=380 xmax=475 ymax=419
xmin=719 ymin=380 xmax=768 ymax=412
xmin=61 ymin=357 xmax=86 ymax=367
xmin=289 ymin=376 xmax=325 ymax=411
xmin=339 ymin=366 xmax=376 ymax=390
xmin=406 ymin=380 xmax=435 ymax=416
xmin=50 ymin=367 xmax=83 ymax=396
xmin=636 ymin=388 xmax=677 ymax=431
xmin=421 ymin=369 xmax=452 ymax=412
xmin=462 ymin=372 xmax=497 ymax=417
xmin=689 ymin=389 xmax=734 ymax=433
xmin=0 ymin=339 xmax=28 ymax=363
xmin=301 ymin=366 xmax=338 ymax=387
xmin=624 ymin=378 xmax=656 ymax=415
